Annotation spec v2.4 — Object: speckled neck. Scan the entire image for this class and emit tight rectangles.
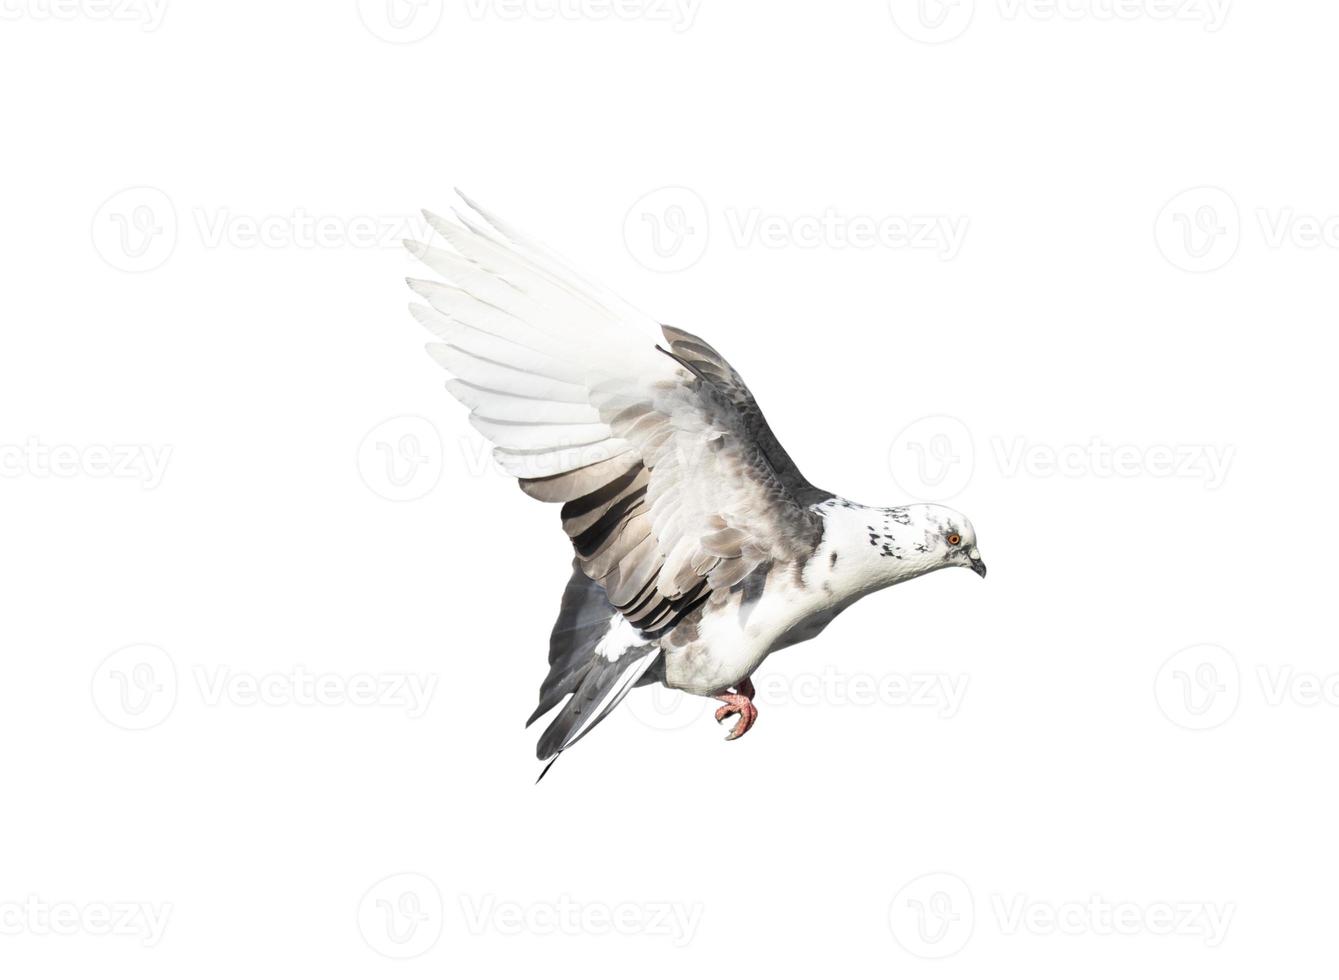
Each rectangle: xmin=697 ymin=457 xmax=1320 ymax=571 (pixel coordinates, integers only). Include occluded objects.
xmin=807 ymin=497 xmax=952 ymax=599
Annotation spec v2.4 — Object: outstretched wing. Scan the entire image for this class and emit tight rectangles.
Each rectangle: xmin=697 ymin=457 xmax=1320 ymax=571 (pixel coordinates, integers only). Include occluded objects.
xmin=404 ymin=193 xmax=828 ymax=633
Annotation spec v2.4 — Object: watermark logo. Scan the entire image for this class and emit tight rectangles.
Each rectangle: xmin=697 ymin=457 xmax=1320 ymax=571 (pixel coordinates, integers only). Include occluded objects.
xmin=890 ymin=873 xmax=1234 ymax=954
xmin=993 ymin=437 xmax=1233 ymax=489
xmin=464 ymin=0 xmax=702 ymax=30
xmin=94 ymin=188 xmax=430 ymax=271
xmin=192 ymin=666 xmax=437 ymax=718
xmin=1154 ymin=643 xmax=1240 ymax=731
xmin=358 ymin=873 xmax=444 ymax=959
xmin=0 ymin=0 xmax=169 ymax=30
xmin=1257 ymin=207 xmax=1339 ymax=250
xmin=1155 ymin=646 xmax=1339 ymax=728
xmin=91 ymin=186 xmax=177 ymax=273
xmin=0 ymin=439 xmax=172 ymax=489
xmin=1258 ymin=665 xmax=1339 ymax=708
xmin=356 ymin=876 xmax=700 ymax=955
xmin=890 ymin=0 xmax=1230 ymax=41
xmin=724 ymin=208 xmax=967 ymax=258
xmin=997 ymin=0 xmax=1230 ymax=30
xmin=1154 ymin=186 xmax=1240 ymax=273
xmin=91 ymin=644 xmax=178 ymax=731
xmin=357 ymin=416 xmax=444 ymax=502
xmin=1158 ymin=186 xmax=1339 ymax=271
xmin=760 ymin=669 xmax=968 ymax=717
xmin=93 ymin=648 xmax=438 ymax=726
xmin=888 ymin=0 xmax=975 ymax=43
xmin=193 ymin=207 xmax=426 ymax=250
xmin=624 ymin=188 xmax=967 ymax=271
xmin=356 ymin=0 xmax=443 ymax=42
xmin=458 ymin=894 xmax=703 ymax=945
xmin=625 ymin=685 xmax=712 ymax=732
xmin=626 ymin=670 xmax=968 ymax=733
xmin=888 ymin=872 xmax=975 ymax=958
xmin=888 ymin=419 xmax=1236 ymax=497
xmin=0 ymin=896 xmax=172 ymax=946
xmin=887 ymin=415 xmax=976 ymax=502
xmin=992 ymin=894 xmax=1233 ymax=946
xmin=623 ymin=186 xmax=710 ymax=273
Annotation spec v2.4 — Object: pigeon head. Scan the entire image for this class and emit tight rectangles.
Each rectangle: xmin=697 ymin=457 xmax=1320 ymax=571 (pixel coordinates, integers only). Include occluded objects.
xmin=911 ymin=503 xmax=987 ymax=578
xmin=814 ymin=497 xmax=987 ymax=595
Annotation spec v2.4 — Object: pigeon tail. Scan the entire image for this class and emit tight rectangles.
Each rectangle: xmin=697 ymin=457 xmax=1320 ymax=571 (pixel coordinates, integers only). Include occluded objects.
xmin=528 ymin=562 xmax=661 ymax=764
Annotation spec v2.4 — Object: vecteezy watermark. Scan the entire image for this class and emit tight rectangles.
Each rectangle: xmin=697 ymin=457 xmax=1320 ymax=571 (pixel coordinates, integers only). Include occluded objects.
xmin=91 ymin=644 xmax=178 ymax=731
xmin=623 ymin=186 xmax=710 ymax=273
xmin=192 ymin=207 xmax=428 ymax=250
xmin=358 ymin=873 xmax=444 ymax=959
xmin=1154 ymin=643 xmax=1241 ymax=730
xmin=1154 ymin=186 xmax=1240 ymax=273
xmin=995 ymin=0 xmax=1230 ymax=30
xmin=626 ymin=670 xmax=969 ymax=733
xmin=1256 ymin=207 xmax=1339 ymax=251
xmin=458 ymin=895 xmax=703 ymax=946
xmin=357 ymin=416 xmax=444 ymax=502
xmin=93 ymin=646 xmax=438 ymax=730
xmin=92 ymin=186 xmax=177 ymax=273
xmin=1256 ymin=665 xmax=1339 ymax=709
xmin=623 ymin=187 xmax=969 ymax=272
xmin=92 ymin=186 xmax=431 ymax=272
xmin=888 ymin=872 xmax=975 ymax=958
xmin=0 ymin=0 xmax=169 ymax=30
xmin=889 ymin=872 xmax=1234 ymax=956
xmin=990 ymin=893 xmax=1234 ymax=947
xmin=357 ymin=874 xmax=703 ymax=957
xmin=356 ymin=0 xmax=444 ymax=43
xmin=992 ymin=437 xmax=1234 ymax=490
xmin=724 ymin=209 xmax=968 ymax=259
xmin=888 ymin=416 xmax=1235 ymax=501
xmin=0 ymin=439 xmax=172 ymax=489
xmin=0 ymin=896 xmax=172 ymax=947
xmin=464 ymin=0 xmax=702 ymax=31
xmin=886 ymin=0 xmax=976 ymax=44
xmin=624 ymin=683 xmax=712 ymax=732
xmin=887 ymin=415 xmax=977 ymax=502
xmin=758 ymin=669 xmax=968 ymax=718
xmin=1156 ymin=644 xmax=1339 ymax=730
xmin=192 ymin=665 xmax=437 ymax=718
xmin=1156 ymin=186 xmax=1339 ymax=272
xmin=888 ymin=0 xmax=1230 ymax=43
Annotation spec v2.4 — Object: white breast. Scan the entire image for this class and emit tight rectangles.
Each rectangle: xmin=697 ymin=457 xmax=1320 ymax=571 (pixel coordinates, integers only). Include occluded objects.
xmin=660 ymin=561 xmax=830 ymax=695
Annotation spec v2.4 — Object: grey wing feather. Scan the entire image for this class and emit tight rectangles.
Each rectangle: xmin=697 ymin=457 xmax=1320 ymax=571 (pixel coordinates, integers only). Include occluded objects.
xmin=659 ymin=325 xmax=831 ymax=508
xmin=405 ymin=197 xmax=831 ymax=657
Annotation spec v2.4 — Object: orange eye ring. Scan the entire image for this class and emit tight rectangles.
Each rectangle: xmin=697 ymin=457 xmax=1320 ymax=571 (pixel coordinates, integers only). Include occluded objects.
xmin=947 ymin=533 xmax=961 ymax=546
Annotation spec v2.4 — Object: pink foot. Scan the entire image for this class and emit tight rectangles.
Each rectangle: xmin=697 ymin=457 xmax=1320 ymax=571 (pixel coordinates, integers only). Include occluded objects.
xmin=713 ymin=677 xmax=758 ymax=741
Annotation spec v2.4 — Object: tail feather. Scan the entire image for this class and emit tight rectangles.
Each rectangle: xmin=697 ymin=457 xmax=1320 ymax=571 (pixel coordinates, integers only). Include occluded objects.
xmin=528 ymin=560 xmax=620 ymax=725
xmin=534 ymin=645 xmax=658 ymax=761
xmin=528 ymin=562 xmax=660 ymax=762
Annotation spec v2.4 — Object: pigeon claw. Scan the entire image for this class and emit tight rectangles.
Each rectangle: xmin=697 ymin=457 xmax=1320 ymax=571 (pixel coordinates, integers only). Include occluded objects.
xmin=713 ymin=679 xmax=758 ymax=742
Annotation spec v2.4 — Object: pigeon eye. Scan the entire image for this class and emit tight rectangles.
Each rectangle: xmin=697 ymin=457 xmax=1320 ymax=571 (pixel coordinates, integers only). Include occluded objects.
xmin=947 ymin=533 xmax=961 ymax=546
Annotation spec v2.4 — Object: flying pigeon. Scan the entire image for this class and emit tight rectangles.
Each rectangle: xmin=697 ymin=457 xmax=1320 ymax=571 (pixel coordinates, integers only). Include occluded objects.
xmin=401 ymin=194 xmax=986 ymax=777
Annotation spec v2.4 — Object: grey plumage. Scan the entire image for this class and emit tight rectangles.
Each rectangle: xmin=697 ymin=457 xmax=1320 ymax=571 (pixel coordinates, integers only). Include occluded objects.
xmin=403 ymin=201 xmax=832 ymax=758
xmin=659 ymin=326 xmax=832 ymax=508
xmin=400 ymin=195 xmax=988 ymax=774
xmin=528 ymin=562 xmax=658 ymax=764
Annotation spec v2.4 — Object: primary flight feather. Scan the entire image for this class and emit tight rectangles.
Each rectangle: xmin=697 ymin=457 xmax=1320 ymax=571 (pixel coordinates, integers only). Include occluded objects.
xmin=402 ymin=193 xmax=986 ymax=776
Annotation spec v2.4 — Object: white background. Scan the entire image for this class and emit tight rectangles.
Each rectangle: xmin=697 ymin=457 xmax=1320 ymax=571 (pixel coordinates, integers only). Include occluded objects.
xmin=2 ymin=1 xmax=1336 ymax=976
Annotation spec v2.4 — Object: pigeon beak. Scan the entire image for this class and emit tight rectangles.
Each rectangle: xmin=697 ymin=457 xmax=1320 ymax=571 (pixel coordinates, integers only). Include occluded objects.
xmin=968 ymin=550 xmax=987 ymax=578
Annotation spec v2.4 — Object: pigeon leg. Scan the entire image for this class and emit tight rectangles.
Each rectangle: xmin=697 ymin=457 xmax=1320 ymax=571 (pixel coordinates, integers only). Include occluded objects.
xmin=713 ymin=677 xmax=758 ymax=741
